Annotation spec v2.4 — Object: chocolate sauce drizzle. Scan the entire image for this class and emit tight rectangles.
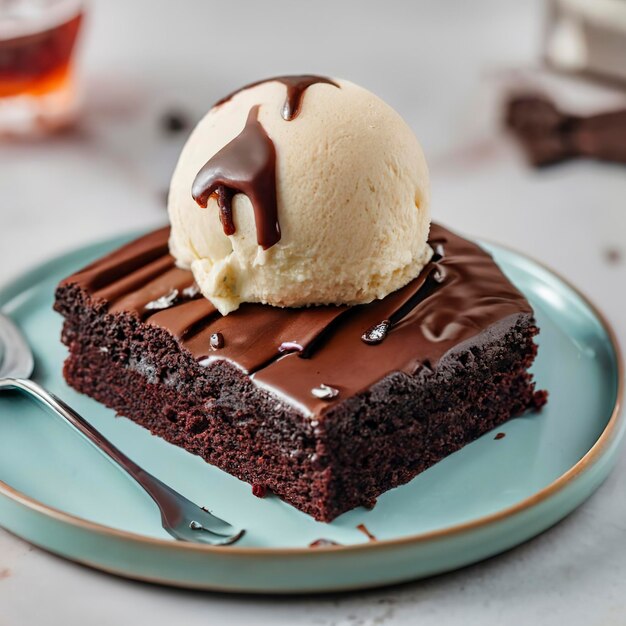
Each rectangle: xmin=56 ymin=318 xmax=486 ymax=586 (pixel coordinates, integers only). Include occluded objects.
xmin=192 ymin=105 xmax=280 ymax=249
xmin=62 ymin=224 xmax=533 ymax=417
xmin=193 ymin=76 xmax=340 ymax=250
xmin=215 ymin=75 xmax=340 ymax=121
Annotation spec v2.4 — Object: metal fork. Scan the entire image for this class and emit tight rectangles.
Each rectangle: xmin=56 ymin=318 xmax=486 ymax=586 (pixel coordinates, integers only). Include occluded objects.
xmin=0 ymin=312 xmax=244 ymax=546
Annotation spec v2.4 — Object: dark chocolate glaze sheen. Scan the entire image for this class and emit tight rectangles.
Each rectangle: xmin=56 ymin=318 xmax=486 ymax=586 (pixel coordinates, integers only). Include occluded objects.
xmin=61 ymin=224 xmax=533 ymax=417
xmin=215 ymin=74 xmax=340 ymax=121
xmin=192 ymin=105 xmax=280 ymax=249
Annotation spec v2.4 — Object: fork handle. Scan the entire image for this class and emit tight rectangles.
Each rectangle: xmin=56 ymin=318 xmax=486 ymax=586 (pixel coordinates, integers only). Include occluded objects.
xmin=0 ymin=377 xmax=184 ymax=522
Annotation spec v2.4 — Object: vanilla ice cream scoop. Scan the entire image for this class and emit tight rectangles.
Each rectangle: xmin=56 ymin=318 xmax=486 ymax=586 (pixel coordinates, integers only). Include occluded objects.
xmin=168 ymin=76 xmax=431 ymax=315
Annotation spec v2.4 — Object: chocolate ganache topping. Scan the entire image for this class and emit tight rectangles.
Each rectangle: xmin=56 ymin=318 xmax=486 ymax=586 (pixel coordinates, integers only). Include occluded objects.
xmin=192 ymin=76 xmax=340 ymax=250
xmin=62 ymin=223 xmax=533 ymax=417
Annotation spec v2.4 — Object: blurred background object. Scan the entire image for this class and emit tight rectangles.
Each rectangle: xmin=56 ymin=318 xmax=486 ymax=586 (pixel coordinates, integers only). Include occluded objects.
xmin=0 ymin=0 xmax=83 ymax=137
xmin=505 ymin=93 xmax=626 ymax=166
xmin=544 ymin=0 xmax=626 ymax=84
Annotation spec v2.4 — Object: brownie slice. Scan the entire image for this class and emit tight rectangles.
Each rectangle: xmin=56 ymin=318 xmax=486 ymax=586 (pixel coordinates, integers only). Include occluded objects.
xmin=54 ymin=224 xmax=546 ymax=522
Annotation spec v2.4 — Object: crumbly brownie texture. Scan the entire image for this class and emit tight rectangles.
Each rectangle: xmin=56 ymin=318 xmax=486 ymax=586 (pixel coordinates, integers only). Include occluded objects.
xmin=54 ymin=224 xmax=546 ymax=522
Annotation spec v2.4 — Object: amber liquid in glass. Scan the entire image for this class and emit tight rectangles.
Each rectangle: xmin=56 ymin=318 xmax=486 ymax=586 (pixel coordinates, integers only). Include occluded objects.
xmin=0 ymin=11 xmax=82 ymax=98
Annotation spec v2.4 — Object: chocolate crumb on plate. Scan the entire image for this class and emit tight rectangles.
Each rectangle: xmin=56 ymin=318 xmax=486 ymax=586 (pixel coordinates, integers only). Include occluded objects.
xmin=356 ymin=523 xmax=377 ymax=542
xmin=252 ymin=484 xmax=268 ymax=498
xmin=604 ymin=248 xmax=622 ymax=265
xmin=309 ymin=538 xmax=341 ymax=548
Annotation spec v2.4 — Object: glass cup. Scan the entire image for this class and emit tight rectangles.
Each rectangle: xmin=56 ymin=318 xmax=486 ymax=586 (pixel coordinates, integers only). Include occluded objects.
xmin=0 ymin=0 xmax=84 ymax=137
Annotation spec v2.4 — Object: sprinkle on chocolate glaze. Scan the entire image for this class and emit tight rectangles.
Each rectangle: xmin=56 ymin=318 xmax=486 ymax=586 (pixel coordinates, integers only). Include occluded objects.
xmin=192 ymin=105 xmax=280 ymax=249
xmin=278 ymin=341 xmax=304 ymax=353
xmin=144 ymin=288 xmax=179 ymax=311
xmin=311 ymin=383 xmax=339 ymax=400
xmin=215 ymin=75 xmax=340 ymax=121
xmin=432 ymin=267 xmax=446 ymax=283
xmin=210 ymin=332 xmax=224 ymax=349
xmin=182 ymin=284 xmax=201 ymax=299
xmin=361 ymin=319 xmax=391 ymax=345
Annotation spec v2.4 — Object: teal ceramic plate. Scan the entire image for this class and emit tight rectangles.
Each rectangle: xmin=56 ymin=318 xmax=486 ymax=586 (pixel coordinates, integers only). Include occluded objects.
xmin=0 ymin=233 xmax=622 ymax=593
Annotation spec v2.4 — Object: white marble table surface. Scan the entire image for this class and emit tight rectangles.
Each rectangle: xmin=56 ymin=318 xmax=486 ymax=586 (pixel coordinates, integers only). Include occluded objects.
xmin=1 ymin=1 xmax=626 ymax=624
